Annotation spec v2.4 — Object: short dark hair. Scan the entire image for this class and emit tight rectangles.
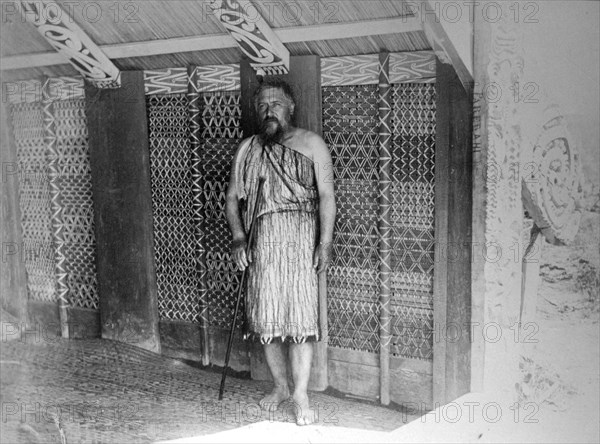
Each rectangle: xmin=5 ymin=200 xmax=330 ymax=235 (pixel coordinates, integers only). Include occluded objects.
xmin=253 ymin=78 xmax=296 ymax=108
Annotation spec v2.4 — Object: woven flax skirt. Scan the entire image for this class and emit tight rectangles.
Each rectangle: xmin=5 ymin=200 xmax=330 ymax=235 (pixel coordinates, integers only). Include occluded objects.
xmin=245 ymin=210 xmax=320 ymax=343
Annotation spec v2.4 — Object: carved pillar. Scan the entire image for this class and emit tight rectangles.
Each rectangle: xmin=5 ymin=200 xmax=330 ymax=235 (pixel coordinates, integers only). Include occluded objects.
xmin=472 ymin=3 xmax=525 ymax=396
xmin=42 ymin=78 xmax=69 ymax=338
xmin=377 ymin=52 xmax=392 ymax=406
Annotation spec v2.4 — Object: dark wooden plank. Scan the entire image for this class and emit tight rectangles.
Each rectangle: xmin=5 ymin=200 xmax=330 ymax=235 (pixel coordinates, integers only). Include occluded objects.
xmin=328 ymin=351 xmax=432 ymax=407
xmin=27 ymin=301 xmax=60 ymax=338
xmin=329 ymin=347 xmax=433 ymax=374
xmin=85 ymin=71 xmax=160 ymax=353
xmin=24 ymin=302 xmax=100 ymax=340
xmin=435 ymin=60 xmax=473 ymax=403
xmin=0 ymin=100 xmax=28 ymax=322
xmin=67 ymin=307 xmax=101 ymax=339
xmin=433 ymin=59 xmax=450 ymax=405
xmin=209 ymin=326 xmax=251 ymax=372
xmin=445 ymin=60 xmax=473 ymax=402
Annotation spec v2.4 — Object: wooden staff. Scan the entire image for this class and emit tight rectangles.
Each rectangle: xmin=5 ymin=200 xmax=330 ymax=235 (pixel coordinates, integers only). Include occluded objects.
xmin=219 ymin=176 xmax=265 ymax=400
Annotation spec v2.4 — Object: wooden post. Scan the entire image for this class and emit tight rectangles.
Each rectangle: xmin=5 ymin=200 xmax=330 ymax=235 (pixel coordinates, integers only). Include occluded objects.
xmin=85 ymin=71 xmax=161 ymax=353
xmin=42 ymin=78 xmax=69 ymax=338
xmin=433 ymin=59 xmax=473 ymax=404
xmin=0 ymin=99 xmax=28 ymax=324
xmin=188 ymin=66 xmax=210 ymax=366
xmin=377 ymin=52 xmax=393 ymax=405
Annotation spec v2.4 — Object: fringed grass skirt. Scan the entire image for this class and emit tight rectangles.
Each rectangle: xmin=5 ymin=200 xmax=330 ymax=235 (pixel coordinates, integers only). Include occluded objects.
xmin=244 ymin=210 xmax=320 ymax=344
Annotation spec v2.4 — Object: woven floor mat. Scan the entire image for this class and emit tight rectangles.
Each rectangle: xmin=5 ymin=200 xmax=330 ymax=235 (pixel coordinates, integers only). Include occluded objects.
xmin=1 ymin=338 xmax=407 ymax=443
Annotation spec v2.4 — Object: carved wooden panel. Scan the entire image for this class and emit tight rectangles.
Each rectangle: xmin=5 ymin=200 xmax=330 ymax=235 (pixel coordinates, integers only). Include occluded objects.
xmin=209 ymin=0 xmax=289 ymax=75
xmin=19 ymin=0 xmax=120 ymax=88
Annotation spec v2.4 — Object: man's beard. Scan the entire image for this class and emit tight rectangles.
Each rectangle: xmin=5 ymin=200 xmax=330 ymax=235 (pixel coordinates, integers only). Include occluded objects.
xmin=259 ymin=117 xmax=285 ymax=146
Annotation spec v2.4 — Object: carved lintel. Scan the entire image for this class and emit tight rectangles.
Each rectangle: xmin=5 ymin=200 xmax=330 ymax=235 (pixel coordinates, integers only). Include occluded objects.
xmin=210 ymin=0 xmax=290 ymax=75
xmin=18 ymin=0 xmax=121 ymax=88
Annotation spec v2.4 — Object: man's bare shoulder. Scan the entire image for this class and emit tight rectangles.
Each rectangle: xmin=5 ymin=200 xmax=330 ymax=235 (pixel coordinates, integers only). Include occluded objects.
xmin=232 ymin=136 xmax=254 ymax=159
xmin=293 ymin=129 xmax=328 ymax=154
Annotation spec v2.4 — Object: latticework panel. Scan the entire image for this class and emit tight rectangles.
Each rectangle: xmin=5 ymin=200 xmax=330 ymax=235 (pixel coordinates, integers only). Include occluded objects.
xmin=11 ymin=102 xmax=56 ymax=302
xmin=201 ymin=91 xmax=244 ymax=329
xmin=53 ymin=99 xmax=98 ymax=310
xmin=389 ymin=83 xmax=436 ymax=360
xmin=147 ymin=94 xmax=199 ymax=322
xmin=323 ymin=85 xmax=381 ymax=352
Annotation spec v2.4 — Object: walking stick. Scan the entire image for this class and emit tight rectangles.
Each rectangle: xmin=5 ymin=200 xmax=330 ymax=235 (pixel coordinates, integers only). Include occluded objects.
xmin=219 ymin=176 xmax=265 ymax=400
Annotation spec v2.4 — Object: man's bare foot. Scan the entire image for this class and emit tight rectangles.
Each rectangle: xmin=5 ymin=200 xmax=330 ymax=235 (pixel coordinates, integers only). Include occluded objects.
xmin=259 ymin=385 xmax=290 ymax=411
xmin=292 ymin=393 xmax=314 ymax=426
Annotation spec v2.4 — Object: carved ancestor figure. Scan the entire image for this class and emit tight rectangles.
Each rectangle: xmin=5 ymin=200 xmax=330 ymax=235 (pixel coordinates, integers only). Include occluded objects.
xmin=226 ymin=79 xmax=336 ymax=425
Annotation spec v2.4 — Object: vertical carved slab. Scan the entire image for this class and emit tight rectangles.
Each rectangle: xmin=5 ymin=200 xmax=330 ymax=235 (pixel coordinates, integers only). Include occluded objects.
xmin=474 ymin=9 xmax=525 ymax=396
xmin=42 ymin=78 xmax=69 ymax=337
xmin=209 ymin=0 xmax=290 ymax=75
xmin=19 ymin=0 xmax=120 ymax=88
xmin=378 ymin=52 xmax=393 ymax=406
xmin=188 ymin=66 xmax=210 ymax=366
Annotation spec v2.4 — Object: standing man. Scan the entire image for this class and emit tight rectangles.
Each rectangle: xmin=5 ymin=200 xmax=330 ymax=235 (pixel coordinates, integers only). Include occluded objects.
xmin=226 ymin=79 xmax=336 ymax=425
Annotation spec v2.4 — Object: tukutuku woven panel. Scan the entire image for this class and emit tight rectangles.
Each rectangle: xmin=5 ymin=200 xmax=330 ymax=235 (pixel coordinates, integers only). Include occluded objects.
xmin=53 ymin=98 xmax=99 ymax=310
xmin=10 ymin=101 xmax=56 ymax=302
xmin=323 ymin=83 xmax=436 ymax=359
xmin=200 ymin=91 xmax=244 ymax=329
xmin=323 ymin=85 xmax=381 ymax=352
xmin=147 ymin=94 xmax=200 ymax=322
xmin=389 ymin=83 xmax=436 ymax=360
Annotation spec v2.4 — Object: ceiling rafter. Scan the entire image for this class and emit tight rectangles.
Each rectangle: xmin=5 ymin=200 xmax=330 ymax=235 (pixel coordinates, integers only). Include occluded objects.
xmin=16 ymin=0 xmax=121 ymax=88
xmin=2 ymin=16 xmax=423 ymax=71
xmin=209 ymin=0 xmax=290 ymax=76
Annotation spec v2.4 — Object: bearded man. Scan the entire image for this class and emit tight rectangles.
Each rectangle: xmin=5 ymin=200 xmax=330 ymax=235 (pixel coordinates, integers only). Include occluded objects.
xmin=226 ymin=79 xmax=336 ymax=425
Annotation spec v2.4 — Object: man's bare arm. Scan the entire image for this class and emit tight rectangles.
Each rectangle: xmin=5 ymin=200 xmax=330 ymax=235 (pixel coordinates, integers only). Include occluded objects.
xmin=226 ymin=139 xmax=251 ymax=270
xmin=311 ymin=133 xmax=336 ymax=273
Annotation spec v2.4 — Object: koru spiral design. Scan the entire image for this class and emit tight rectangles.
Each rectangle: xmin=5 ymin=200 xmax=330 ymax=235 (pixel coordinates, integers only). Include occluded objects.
xmin=522 ymin=109 xmax=584 ymax=245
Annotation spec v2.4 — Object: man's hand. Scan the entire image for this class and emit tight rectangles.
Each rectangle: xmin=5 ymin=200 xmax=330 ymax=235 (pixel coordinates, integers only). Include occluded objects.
xmin=232 ymin=238 xmax=251 ymax=271
xmin=313 ymin=242 xmax=333 ymax=274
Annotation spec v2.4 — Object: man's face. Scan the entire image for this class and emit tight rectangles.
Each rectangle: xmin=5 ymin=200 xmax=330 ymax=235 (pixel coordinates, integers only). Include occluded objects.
xmin=256 ymin=87 xmax=294 ymax=144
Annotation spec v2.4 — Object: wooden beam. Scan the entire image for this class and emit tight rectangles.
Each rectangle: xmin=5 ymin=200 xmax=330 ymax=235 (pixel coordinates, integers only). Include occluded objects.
xmin=434 ymin=59 xmax=473 ymax=404
xmin=85 ymin=71 xmax=160 ymax=353
xmin=0 ymin=99 xmax=28 ymax=325
xmin=2 ymin=16 xmax=422 ymax=71
xmin=16 ymin=0 xmax=120 ymax=88
xmin=411 ymin=1 xmax=473 ymax=95
xmin=209 ymin=0 xmax=290 ymax=75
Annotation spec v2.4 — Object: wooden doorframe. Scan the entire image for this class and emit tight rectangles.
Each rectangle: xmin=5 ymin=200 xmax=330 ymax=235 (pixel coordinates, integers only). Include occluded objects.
xmin=432 ymin=59 xmax=474 ymax=405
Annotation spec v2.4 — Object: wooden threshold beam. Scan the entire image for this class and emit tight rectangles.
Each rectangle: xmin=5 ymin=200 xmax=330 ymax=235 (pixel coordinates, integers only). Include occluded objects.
xmin=2 ymin=16 xmax=422 ymax=71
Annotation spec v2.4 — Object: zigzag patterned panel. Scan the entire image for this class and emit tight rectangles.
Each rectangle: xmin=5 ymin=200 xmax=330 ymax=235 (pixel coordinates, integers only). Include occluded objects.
xmin=200 ymin=91 xmax=244 ymax=329
xmin=10 ymin=101 xmax=56 ymax=302
xmin=144 ymin=68 xmax=188 ymax=95
xmin=321 ymin=52 xmax=436 ymax=86
xmin=53 ymin=98 xmax=98 ymax=310
xmin=321 ymin=55 xmax=379 ymax=86
xmin=146 ymin=94 xmax=200 ymax=322
xmin=389 ymin=83 xmax=436 ymax=360
xmin=196 ymin=64 xmax=240 ymax=92
xmin=389 ymin=51 xmax=436 ymax=84
xmin=323 ymin=85 xmax=381 ymax=353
